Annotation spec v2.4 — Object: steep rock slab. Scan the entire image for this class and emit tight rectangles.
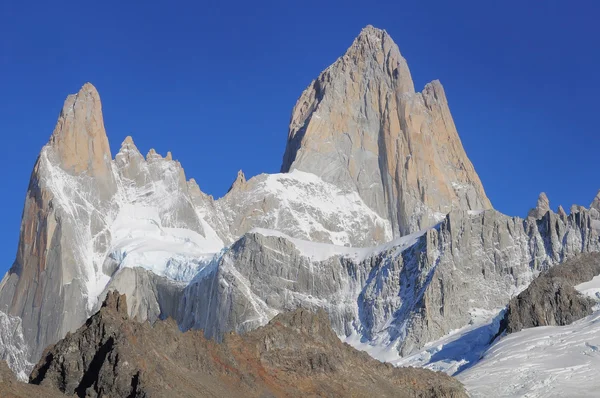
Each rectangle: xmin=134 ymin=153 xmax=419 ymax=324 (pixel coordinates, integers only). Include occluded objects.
xmin=281 ymin=25 xmax=491 ymax=235
xmin=31 ymin=291 xmax=467 ymax=398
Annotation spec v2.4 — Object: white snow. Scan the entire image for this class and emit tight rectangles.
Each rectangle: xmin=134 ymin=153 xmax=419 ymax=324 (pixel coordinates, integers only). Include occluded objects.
xmin=459 ymin=311 xmax=600 ymax=398
xmin=467 ymin=209 xmax=485 ymax=216
xmin=108 ymin=204 xmax=223 ymax=281
xmin=249 ymin=226 xmax=429 ymax=262
xmin=343 ymin=307 xmax=504 ymax=375
xmin=576 ymin=275 xmax=600 ymax=301
xmin=224 ymin=169 xmax=393 ymax=247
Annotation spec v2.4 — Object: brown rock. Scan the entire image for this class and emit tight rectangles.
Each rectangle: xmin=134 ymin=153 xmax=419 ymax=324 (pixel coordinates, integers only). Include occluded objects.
xmin=30 ymin=292 xmax=467 ymax=398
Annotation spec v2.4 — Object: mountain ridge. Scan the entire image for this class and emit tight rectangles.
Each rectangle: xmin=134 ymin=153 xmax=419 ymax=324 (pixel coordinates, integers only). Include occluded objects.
xmin=0 ymin=26 xmax=598 ymax=390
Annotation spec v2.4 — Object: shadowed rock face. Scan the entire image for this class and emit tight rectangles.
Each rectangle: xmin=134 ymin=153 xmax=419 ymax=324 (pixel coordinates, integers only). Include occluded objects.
xmin=281 ymin=25 xmax=492 ymax=235
xmin=502 ymin=252 xmax=600 ymax=334
xmin=29 ymin=292 xmax=467 ymax=398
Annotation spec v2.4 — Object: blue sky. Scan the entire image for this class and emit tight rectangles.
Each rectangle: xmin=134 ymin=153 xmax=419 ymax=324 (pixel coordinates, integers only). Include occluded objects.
xmin=1 ymin=0 xmax=599 ymax=273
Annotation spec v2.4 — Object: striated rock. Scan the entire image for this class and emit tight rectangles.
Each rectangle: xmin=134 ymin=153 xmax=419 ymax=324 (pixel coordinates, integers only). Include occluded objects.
xmin=180 ymin=206 xmax=600 ymax=356
xmin=3 ymin=29 xmax=600 ymax=384
xmin=502 ymin=253 xmax=600 ymax=334
xmin=527 ymin=192 xmax=551 ymax=219
xmin=557 ymin=205 xmax=568 ymax=221
xmin=281 ymin=25 xmax=491 ymax=235
xmin=30 ymin=291 xmax=467 ymax=398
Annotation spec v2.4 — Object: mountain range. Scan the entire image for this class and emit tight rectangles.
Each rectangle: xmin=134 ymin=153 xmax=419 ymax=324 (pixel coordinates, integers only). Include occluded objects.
xmin=1 ymin=25 xmax=599 ymax=397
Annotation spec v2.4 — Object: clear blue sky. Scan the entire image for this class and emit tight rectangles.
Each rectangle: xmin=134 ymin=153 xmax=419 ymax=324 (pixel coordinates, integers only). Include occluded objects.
xmin=1 ymin=1 xmax=599 ymax=273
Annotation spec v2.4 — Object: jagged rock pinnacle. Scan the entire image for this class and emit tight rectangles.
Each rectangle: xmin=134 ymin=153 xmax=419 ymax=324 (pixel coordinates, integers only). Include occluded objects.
xmin=227 ymin=170 xmax=247 ymax=193
xmin=591 ymin=190 xmax=600 ymax=211
xmin=557 ymin=205 xmax=568 ymax=221
xmin=122 ymin=135 xmax=135 ymax=146
xmin=528 ymin=192 xmax=551 ymax=219
xmin=49 ymin=82 xmax=114 ymax=181
xmin=101 ymin=290 xmax=128 ymax=317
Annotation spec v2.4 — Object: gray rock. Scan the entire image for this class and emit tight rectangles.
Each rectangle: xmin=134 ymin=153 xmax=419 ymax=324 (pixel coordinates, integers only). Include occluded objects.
xmin=502 ymin=252 xmax=600 ymax=333
xmin=180 ymin=206 xmax=600 ymax=356
xmin=97 ymin=267 xmax=185 ymax=323
xmin=527 ymin=192 xmax=551 ymax=219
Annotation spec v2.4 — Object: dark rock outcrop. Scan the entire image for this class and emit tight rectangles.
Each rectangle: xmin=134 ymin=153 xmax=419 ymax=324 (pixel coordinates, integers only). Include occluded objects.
xmin=29 ymin=291 xmax=467 ymax=398
xmin=502 ymin=253 xmax=600 ymax=333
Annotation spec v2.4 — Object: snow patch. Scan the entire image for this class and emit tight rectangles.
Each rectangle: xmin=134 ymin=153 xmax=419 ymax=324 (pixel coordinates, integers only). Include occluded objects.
xmin=459 ymin=311 xmax=600 ymax=397
xmin=249 ymin=226 xmax=428 ymax=262
xmin=576 ymin=275 xmax=600 ymax=301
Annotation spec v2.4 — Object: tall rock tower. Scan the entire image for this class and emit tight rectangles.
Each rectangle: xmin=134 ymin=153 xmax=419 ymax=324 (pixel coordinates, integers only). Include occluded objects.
xmin=281 ymin=25 xmax=492 ymax=235
xmin=0 ymin=83 xmax=117 ymax=360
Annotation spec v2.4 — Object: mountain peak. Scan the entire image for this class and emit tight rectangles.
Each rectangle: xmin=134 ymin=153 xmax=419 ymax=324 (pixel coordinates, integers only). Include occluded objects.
xmin=227 ymin=170 xmax=247 ymax=193
xmin=281 ymin=27 xmax=490 ymax=236
xmin=353 ymin=24 xmax=388 ymax=43
xmin=48 ymin=82 xmax=113 ymax=179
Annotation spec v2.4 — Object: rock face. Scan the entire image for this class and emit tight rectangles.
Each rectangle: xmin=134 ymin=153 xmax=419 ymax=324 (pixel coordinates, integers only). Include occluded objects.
xmin=281 ymin=25 xmax=491 ymax=235
xmin=502 ymin=253 xmax=600 ymax=333
xmin=30 ymin=291 xmax=467 ymax=398
xmin=179 ymin=206 xmax=600 ymax=357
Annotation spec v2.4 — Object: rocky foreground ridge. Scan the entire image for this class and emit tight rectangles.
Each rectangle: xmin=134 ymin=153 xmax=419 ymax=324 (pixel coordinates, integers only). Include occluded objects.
xmin=502 ymin=252 xmax=600 ymax=333
xmin=0 ymin=25 xmax=598 ymax=383
xmin=12 ymin=291 xmax=465 ymax=398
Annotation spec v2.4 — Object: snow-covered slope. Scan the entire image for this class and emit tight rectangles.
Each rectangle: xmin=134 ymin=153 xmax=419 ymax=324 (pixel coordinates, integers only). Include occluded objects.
xmin=213 ymin=170 xmax=393 ymax=247
xmin=459 ymin=311 xmax=600 ymax=397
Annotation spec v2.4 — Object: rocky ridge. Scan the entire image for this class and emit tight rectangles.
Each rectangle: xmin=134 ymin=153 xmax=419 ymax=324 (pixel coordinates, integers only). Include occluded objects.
xmin=27 ymin=291 xmax=467 ymax=398
xmin=502 ymin=252 xmax=600 ymax=334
